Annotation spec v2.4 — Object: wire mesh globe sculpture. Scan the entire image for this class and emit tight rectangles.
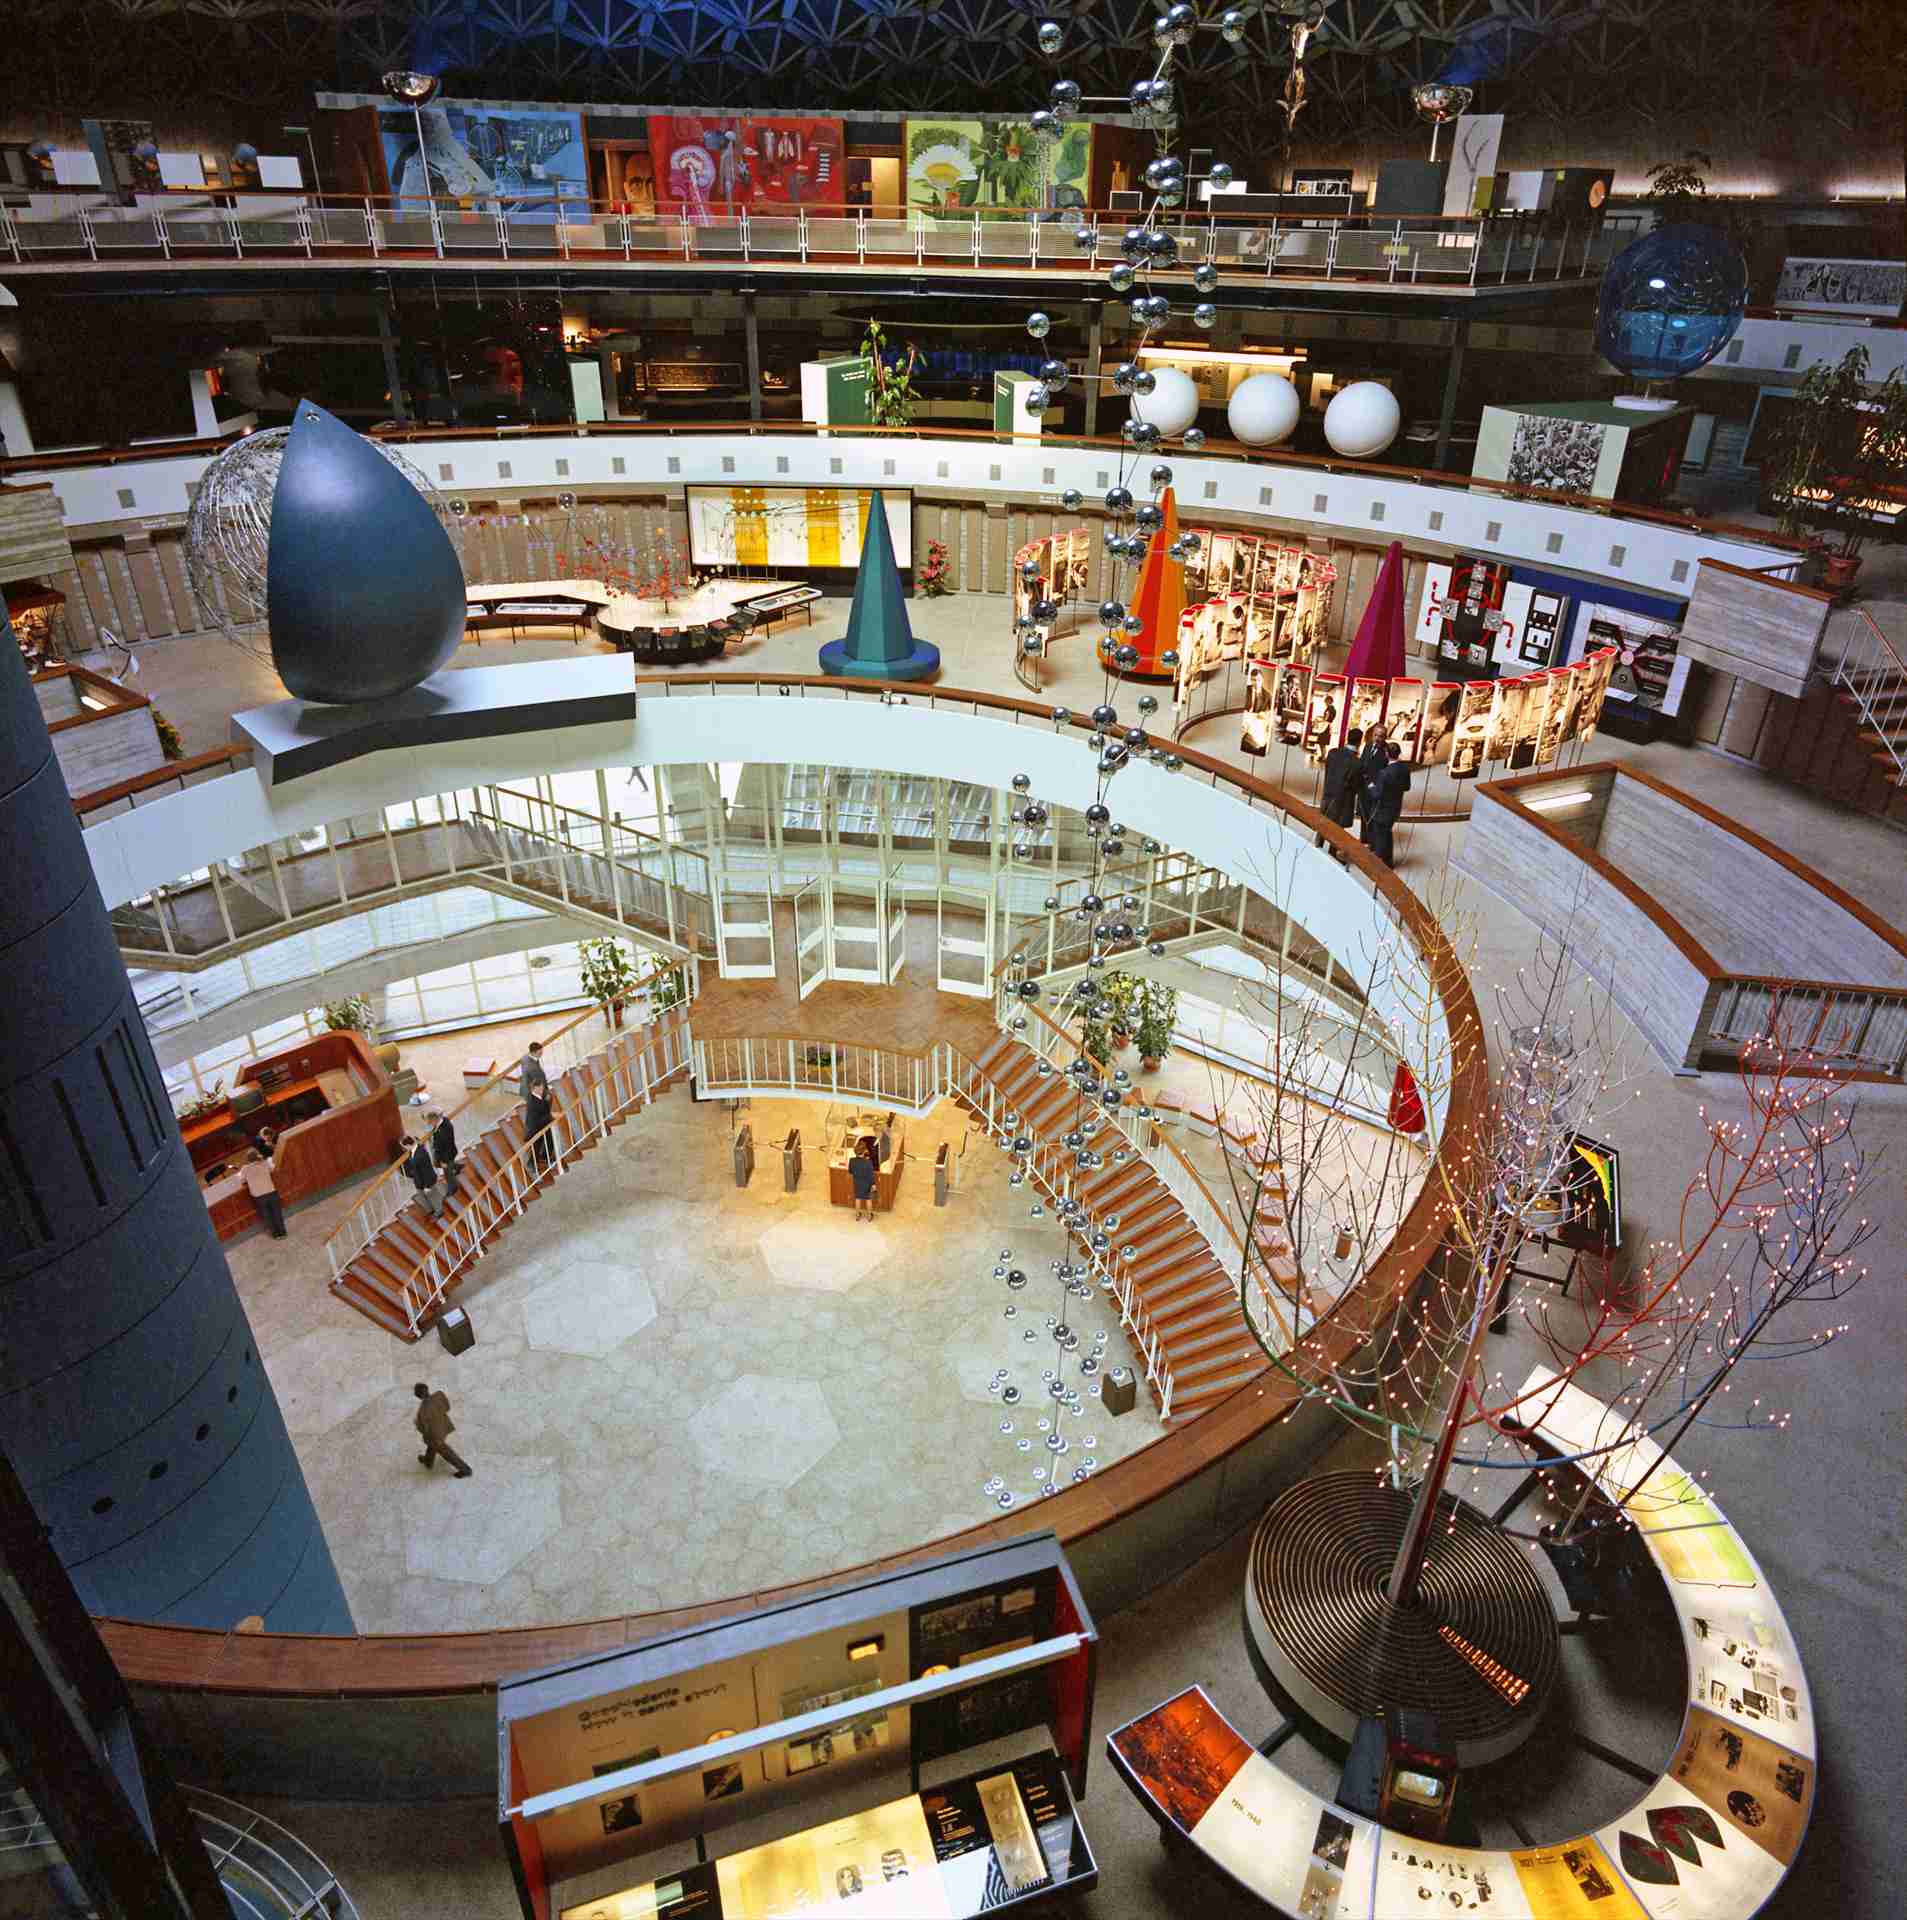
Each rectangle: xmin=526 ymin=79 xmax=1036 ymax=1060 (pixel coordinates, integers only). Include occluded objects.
xmin=184 ymin=404 xmax=467 ymax=702
xmin=1594 ymin=222 xmax=1749 ymax=387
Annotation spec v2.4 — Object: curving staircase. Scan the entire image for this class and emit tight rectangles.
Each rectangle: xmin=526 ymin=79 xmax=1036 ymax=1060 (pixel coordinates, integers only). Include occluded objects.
xmin=966 ymin=1031 xmax=1268 ymax=1422
xmin=330 ymin=1010 xmax=690 ymax=1338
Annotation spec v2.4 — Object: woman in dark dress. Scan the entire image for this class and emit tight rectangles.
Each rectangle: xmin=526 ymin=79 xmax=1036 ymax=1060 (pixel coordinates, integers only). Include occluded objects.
xmin=850 ymin=1139 xmax=878 ymax=1221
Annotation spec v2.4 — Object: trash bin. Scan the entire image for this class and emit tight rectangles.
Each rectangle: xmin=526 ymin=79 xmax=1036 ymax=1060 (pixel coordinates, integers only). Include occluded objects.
xmin=1102 ymin=1366 xmax=1137 ymax=1416
xmin=436 ymin=1306 xmax=475 ymax=1355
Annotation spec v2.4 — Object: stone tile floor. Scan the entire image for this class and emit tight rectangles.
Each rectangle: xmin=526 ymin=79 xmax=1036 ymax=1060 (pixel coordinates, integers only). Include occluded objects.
xmin=238 ymin=1088 xmax=1163 ymax=1635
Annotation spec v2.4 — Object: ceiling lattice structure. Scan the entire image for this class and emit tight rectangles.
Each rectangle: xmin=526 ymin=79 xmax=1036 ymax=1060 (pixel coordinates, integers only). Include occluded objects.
xmin=11 ymin=1 xmax=1881 ymax=187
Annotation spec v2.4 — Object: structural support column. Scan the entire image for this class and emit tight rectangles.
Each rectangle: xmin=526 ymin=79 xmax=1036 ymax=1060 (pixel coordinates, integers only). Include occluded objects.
xmin=1082 ymin=302 xmax=1103 ymax=439
xmin=1433 ymin=315 xmax=1469 ymax=472
xmin=742 ymin=290 xmax=764 ymax=424
xmin=376 ymin=287 xmax=408 ymax=424
xmin=0 ymin=618 xmax=350 ymax=1635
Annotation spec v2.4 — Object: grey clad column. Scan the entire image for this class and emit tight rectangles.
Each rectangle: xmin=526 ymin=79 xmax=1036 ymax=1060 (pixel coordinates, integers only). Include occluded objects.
xmin=0 ymin=621 xmax=350 ymax=1633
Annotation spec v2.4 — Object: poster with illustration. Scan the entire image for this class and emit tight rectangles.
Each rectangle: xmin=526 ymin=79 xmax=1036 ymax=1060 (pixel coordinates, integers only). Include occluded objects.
xmin=1581 ymin=606 xmax=1690 ymax=718
xmin=905 ymin=119 xmax=1091 ymax=214
xmin=648 ymin=116 xmax=844 ymax=216
xmin=380 ymin=104 xmax=586 ymax=217
xmin=1218 ymin=595 xmax=1250 ymax=660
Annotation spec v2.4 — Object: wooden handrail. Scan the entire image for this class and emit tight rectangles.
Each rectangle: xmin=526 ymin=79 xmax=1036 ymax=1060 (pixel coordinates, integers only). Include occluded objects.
xmin=89 ymin=672 xmax=1488 ymax=1700
xmin=71 ymin=743 xmax=250 ymax=816
xmin=0 ymin=419 xmax=1809 ymax=554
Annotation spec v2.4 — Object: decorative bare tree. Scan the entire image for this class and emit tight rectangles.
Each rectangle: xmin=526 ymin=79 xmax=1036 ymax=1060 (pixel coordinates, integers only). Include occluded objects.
xmin=1198 ymin=849 xmax=1875 ymax=1603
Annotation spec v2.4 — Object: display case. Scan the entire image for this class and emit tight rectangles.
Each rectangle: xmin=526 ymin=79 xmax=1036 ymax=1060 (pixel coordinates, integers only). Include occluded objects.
xmin=499 ymin=1535 xmax=1098 ymax=1920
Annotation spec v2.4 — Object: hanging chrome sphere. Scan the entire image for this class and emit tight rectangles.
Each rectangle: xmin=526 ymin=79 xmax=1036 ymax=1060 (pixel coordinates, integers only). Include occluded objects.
xmin=1025 ymin=310 xmax=1052 ymax=339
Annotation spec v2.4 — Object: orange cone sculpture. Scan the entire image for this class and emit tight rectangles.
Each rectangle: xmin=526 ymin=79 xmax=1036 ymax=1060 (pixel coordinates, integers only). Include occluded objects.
xmin=1097 ymin=486 xmax=1185 ymax=678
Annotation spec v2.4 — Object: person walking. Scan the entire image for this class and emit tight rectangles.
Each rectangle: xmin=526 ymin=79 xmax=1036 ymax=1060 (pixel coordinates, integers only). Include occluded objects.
xmin=403 ymin=1133 xmax=444 ymax=1219
xmin=518 ymin=1040 xmax=554 ymax=1176
xmin=413 ymin=1382 xmax=472 ymax=1477
xmin=1367 ymin=741 xmax=1413 ymax=869
xmin=849 ymin=1139 xmax=878 ymax=1222
xmin=429 ymin=1108 xmax=460 ymax=1196
xmin=1317 ymin=726 xmax=1364 ymax=862
xmin=1354 ymin=731 xmax=1389 ymax=845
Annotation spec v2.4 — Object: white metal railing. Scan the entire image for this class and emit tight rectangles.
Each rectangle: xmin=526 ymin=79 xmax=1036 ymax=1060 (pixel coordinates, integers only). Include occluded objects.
xmin=691 ymin=1034 xmax=955 ymax=1113
xmin=369 ymin=1002 xmax=691 ymax=1334
xmin=0 ymin=198 xmax=1638 ymax=286
xmin=184 ymin=1785 xmax=361 ymax=1918
xmin=1827 ymin=607 xmax=1907 ymax=783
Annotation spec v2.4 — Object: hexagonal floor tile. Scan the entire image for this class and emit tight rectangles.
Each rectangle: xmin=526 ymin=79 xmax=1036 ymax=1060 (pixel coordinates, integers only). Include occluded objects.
xmin=755 ymin=1215 xmax=889 ymax=1292
xmin=690 ymin=1375 xmax=839 ymax=1488
xmin=521 ymin=1259 xmax=658 ymax=1357
xmin=404 ymin=1454 xmax=562 ymax=1585
xmin=265 ymin=1326 xmax=398 ymax=1438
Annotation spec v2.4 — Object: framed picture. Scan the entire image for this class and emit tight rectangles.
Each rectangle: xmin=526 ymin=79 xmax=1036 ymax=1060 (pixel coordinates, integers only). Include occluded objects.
xmin=1273 ymin=663 xmax=1312 ymax=748
xmin=1488 ymin=676 xmax=1531 ymax=766
xmin=1303 ymin=672 xmax=1346 ymax=763
xmin=1416 ymin=682 xmax=1464 ymax=768
xmin=1535 ymin=668 xmax=1576 ymax=764
xmin=1241 ymin=666 xmax=1272 ymax=756
xmin=1383 ymin=679 xmax=1426 ymax=762
xmin=1347 ymin=677 xmax=1388 ymax=748
xmin=1448 ymin=680 xmax=1497 ymax=779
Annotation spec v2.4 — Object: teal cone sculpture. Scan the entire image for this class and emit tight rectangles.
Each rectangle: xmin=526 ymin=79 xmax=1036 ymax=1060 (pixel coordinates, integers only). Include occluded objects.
xmin=819 ymin=489 xmax=941 ymax=682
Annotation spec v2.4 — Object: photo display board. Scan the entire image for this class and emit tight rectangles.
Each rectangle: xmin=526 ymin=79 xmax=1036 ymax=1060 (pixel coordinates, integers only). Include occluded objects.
xmin=686 ymin=486 xmax=912 ymax=572
xmin=1575 ymin=602 xmax=1689 ymax=718
xmin=559 ymin=1750 xmax=1091 ymax=1920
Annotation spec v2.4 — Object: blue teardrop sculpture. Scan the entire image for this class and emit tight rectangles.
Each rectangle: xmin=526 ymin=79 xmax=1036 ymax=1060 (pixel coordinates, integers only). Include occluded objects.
xmin=266 ymin=401 xmax=464 ymax=703
xmin=1594 ymin=223 xmax=1748 ymax=383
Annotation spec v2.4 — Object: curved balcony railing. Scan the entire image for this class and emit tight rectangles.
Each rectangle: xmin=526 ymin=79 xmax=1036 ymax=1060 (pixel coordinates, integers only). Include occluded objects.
xmin=184 ymin=1786 xmax=360 ymax=1919
xmin=0 ymin=193 xmax=1641 ymax=288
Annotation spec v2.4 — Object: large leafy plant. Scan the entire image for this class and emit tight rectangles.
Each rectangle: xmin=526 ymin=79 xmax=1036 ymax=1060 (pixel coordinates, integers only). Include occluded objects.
xmin=1767 ymin=345 xmax=1907 ymax=558
xmin=860 ymin=318 xmax=921 ymax=429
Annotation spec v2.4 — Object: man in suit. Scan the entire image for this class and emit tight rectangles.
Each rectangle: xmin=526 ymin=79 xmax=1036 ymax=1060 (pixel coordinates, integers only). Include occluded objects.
xmin=428 ymin=1108 xmax=460 ymax=1196
xmin=1354 ymin=731 xmax=1389 ymax=843
xmin=1317 ymin=726 xmax=1364 ymax=862
xmin=403 ymin=1133 xmax=443 ymax=1219
xmin=413 ymin=1382 xmax=472 ymax=1477
xmin=518 ymin=1040 xmax=554 ymax=1175
xmin=1368 ymin=741 xmax=1413 ymax=868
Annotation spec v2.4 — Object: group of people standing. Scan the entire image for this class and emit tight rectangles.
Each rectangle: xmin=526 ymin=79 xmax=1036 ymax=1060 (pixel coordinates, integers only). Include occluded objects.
xmin=400 ymin=1039 xmax=558 ymax=1224
xmin=1318 ymin=728 xmax=1412 ymax=868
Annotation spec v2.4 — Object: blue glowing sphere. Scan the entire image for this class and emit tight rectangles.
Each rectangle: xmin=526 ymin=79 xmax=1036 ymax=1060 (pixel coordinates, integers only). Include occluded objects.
xmin=1595 ymin=223 xmax=1748 ymax=381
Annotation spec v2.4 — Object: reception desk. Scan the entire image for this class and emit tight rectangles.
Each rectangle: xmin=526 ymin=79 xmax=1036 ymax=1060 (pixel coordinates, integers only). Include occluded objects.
xmin=187 ymin=1031 xmax=401 ymax=1235
xmin=826 ymin=1112 xmax=905 ymax=1211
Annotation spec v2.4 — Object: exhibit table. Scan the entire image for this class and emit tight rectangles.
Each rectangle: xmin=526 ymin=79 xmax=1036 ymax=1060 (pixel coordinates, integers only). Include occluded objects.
xmin=826 ymin=1112 xmax=904 ymax=1211
xmin=596 ymin=577 xmax=799 ymax=664
xmin=465 ymin=579 xmax=613 ymax=642
xmin=1111 ymin=1370 xmax=1815 ymax=1917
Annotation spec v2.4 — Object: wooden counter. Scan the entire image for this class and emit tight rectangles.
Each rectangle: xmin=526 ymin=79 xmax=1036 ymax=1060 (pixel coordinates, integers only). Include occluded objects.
xmin=825 ymin=1116 xmax=904 ymax=1211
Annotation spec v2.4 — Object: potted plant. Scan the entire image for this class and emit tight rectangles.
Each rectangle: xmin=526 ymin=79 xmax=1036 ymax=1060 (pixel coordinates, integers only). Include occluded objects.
xmin=579 ymin=935 xmax=640 ymax=1028
xmin=860 ymin=317 xmax=921 ymax=429
xmin=174 ymin=1082 xmax=226 ymax=1126
xmin=322 ymin=993 xmax=375 ymax=1037
xmin=1765 ymin=345 xmax=1907 ymax=591
xmin=1099 ymin=971 xmax=1142 ymax=1049
xmin=652 ymin=961 xmax=688 ymax=1012
xmin=1136 ymin=981 xmax=1178 ymax=1072
xmin=918 ymin=540 xmax=952 ymax=597
xmin=1079 ymin=1015 xmax=1113 ymax=1069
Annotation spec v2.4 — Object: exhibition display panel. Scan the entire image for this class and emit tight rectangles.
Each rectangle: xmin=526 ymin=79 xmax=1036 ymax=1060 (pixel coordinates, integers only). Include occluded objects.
xmin=1113 ymin=1373 xmax=1814 ymax=1918
xmin=499 ymin=1535 xmax=1097 ymax=1920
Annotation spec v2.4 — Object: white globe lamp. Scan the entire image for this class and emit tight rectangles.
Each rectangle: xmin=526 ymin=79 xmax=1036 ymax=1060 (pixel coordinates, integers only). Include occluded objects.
xmin=1226 ymin=373 xmax=1300 ymax=447
xmin=1323 ymin=381 xmax=1401 ymax=458
xmin=1130 ymin=365 xmax=1200 ymax=439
